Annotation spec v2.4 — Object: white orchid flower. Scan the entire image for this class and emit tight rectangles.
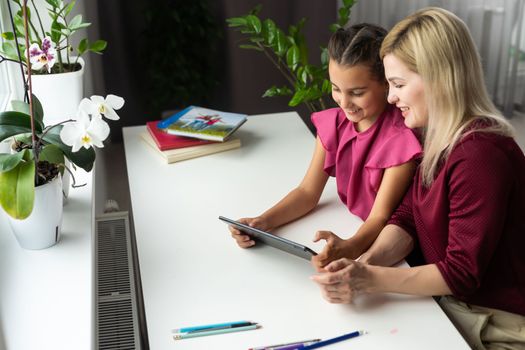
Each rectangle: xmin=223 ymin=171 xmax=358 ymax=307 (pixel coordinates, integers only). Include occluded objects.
xmin=79 ymin=94 xmax=125 ymax=120
xmin=60 ymin=110 xmax=110 ymax=152
xmin=27 ymin=36 xmax=57 ymax=73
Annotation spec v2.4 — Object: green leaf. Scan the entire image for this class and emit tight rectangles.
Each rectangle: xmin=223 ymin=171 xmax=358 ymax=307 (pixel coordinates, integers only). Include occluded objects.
xmin=50 ymin=20 xmax=62 ymax=43
xmin=262 ymin=86 xmax=292 ymax=97
xmin=0 ymin=158 xmax=35 ymax=219
xmin=45 ymin=0 xmax=60 ymax=8
xmin=262 ymin=19 xmax=276 ymax=45
xmin=286 ymin=45 xmax=300 ymax=71
xmin=239 ymin=44 xmax=263 ymax=51
xmin=0 ymin=111 xmax=44 ymax=142
xmin=1 ymin=42 xmax=19 ymax=60
xmin=42 ymin=126 xmax=96 ymax=172
xmin=226 ymin=17 xmax=247 ymax=28
xmin=274 ymin=29 xmax=288 ymax=56
xmin=89 ymin=40 xmax=107 ymax=53
xmin=64 ymin=1 xmax=76 ymax=16
xmin=322 ymin=79 xmax=332 ymax=94
xmin=13 ymin=15 xmax=26 ymax=40
xmin=289 ymin=89 xmax=307 ymax=107
xmin=69 ymin=14 xmax=82 ymax=29
xmin=343 ymin=0 xmax=356 ymax=7
xmin=2 ymin=32 xmax=15 ymax=40
xmin=0 ymin=152 xmax=25 ymax=172
xmin=77 ymin=38 xmax=88 ymax=55
xmin=246 ymin=15 xmax=262 ymax=34
xmin=10 ymin=101 xmax=29 ymax=115
xmin=39 ymin=144 xmax=65 ymax=169
xmin=31 ymin=94 xmax=44 ymax=125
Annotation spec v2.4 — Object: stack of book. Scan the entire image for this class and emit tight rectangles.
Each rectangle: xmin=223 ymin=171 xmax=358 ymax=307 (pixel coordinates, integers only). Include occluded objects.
xmin=141 ymin=106 xmax=247 ymax=164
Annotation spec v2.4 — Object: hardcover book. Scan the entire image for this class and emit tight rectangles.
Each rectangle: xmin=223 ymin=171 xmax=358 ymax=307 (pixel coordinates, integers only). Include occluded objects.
xmin=157 ymin=106 xmax=247 ymax=142
xmin=146 ymin=121 xmax=212 ymax=151
xmin=140 ymin=132 xmax=241 ymax=164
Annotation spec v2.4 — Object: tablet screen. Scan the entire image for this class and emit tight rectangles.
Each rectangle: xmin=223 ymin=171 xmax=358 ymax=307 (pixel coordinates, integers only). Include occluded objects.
xmin=219 ymin=216 xmax=317 ymax=261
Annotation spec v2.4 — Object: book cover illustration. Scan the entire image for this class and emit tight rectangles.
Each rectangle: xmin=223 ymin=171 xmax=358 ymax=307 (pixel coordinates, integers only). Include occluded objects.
xmin=146 ymin=121 xmax=212 ymax=151
xmin=158 ymin=106 xmax=247 ymax=142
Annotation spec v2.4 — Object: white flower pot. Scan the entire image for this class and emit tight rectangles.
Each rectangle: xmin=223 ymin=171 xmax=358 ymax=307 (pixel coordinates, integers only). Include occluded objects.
xmin=30 ymin=57 xmax=85 ymax=126
xmin=7 ymin=175 xmax=63 ymax=250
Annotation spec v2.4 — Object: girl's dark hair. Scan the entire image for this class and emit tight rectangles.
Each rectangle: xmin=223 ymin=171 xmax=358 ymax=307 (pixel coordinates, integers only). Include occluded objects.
xmin=327 ymin=23 xmax=387 ymax=81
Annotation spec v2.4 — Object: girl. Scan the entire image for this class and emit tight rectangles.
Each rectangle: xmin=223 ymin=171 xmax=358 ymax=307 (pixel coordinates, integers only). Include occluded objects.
xmin=311 ymin=8 xmax=525 ymax=350
xmin=230 ymin=23 xmax=422 ymax=268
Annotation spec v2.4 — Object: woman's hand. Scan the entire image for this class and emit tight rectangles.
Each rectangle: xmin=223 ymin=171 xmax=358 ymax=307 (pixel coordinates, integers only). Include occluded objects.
xmin=228 ymin=216 xmax=269 ymax=248
xmin=311 ymin=231 xmax=361 ymax=271
xmin=310 ymin=258 xmax=372 ymax=304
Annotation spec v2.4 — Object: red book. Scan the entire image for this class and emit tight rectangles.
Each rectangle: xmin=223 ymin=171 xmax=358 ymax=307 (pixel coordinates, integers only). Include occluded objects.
xmin=146 ymin=121 xmax=213 ymax=151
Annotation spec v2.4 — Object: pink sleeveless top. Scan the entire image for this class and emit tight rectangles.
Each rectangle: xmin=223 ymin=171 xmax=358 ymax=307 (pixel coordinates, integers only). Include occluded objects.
xmin=311 ymin=105 xmax=422 ymax=220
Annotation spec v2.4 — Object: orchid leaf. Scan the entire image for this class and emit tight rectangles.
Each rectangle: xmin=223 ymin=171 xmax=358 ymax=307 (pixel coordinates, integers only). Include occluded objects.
xmin=0 ymin=159 xmax=35 ymax=219
xmin=39 ymin=144 xmax=65 ymax=174
xmin=0 ymin=111 xmax=44 ymax=142
xmin=0 ymin=151 xmax=25 ymax=172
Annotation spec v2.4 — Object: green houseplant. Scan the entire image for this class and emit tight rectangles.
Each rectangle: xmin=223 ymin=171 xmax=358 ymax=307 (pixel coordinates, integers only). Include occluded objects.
xmin=0 ymin=0 xmax=106 ymax=74
xmin=226 ymin=0 xmax=356 ymax=114
xmin=0 ymin=1 xmax=123 ymax=250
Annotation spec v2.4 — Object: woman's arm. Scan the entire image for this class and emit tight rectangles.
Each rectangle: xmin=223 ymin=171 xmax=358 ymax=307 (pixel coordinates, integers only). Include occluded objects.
xmin=230 ymin=137 xmax=329 ymax=247
xmin=311 ymin=258 xmax=452 ymax=304
xmin=312 ymin=160 xmax=416 ymax=269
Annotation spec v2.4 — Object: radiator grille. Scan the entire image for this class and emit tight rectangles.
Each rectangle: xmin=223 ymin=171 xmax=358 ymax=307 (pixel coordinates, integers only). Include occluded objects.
xmin=95 ymin=212 xmax=141 ymax=350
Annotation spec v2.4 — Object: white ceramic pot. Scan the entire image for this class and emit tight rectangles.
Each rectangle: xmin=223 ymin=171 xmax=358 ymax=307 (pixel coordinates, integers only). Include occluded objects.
xmin=30 ymin=57 xmax=85 ymax=126
xmin=7 ymin=175 xmax=63 ymax=250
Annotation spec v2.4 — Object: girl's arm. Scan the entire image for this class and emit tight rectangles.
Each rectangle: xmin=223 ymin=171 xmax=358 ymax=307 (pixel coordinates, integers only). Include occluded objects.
xmin=312 ymin=160 xmax=416 ymax=269
xmin=230 ymin=137 xmax=329 ymax=247
xmin=259 ymin=137 xmax=329 ymax=230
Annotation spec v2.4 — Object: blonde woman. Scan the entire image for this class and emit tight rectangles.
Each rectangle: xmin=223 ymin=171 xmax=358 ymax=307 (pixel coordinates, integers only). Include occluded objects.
xmin=311 ymin=8 xmax=525 ymax=349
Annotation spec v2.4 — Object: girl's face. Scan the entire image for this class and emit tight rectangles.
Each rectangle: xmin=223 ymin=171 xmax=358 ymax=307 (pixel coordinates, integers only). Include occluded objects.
xmin=383 ymin=54 xmax=428 ymax=128
xmin=329 ymin=60 xmax=388 ymax=131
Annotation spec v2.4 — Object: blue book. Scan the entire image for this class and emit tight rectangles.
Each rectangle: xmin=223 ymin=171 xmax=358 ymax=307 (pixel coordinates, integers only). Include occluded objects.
xmin=157 ymin=106 xmax=247 ymax=142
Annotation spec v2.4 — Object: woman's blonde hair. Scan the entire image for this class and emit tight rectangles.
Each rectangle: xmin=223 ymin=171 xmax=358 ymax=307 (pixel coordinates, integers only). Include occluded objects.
xmin=380 ymin=7 xmax=514 ymax=186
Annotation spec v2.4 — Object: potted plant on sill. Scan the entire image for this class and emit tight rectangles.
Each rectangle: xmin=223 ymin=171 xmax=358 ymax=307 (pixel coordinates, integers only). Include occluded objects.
xmin=0 ymin=0 xmax=107 ymax=125
xmin=0 ymin=1 xmax=124 ymax=250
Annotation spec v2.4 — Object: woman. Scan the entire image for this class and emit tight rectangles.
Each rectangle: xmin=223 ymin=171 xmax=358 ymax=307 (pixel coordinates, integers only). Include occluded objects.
xmin=311 ymin=8 xmax=525 ymax=350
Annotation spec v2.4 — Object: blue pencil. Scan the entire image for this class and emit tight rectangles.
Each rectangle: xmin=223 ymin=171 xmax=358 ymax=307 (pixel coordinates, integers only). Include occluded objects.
xmin=299 ymin=330 xmax=365 ymax=349
xmin=172 ymin=320 xmax=251 ymax=333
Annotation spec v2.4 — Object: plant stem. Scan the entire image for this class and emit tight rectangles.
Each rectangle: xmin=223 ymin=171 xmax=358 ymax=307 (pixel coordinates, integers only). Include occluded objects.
xmin=258 ymin=42 xmax=296 ymax=88
xmin=0 ymin=55 xmax=28 ymax=67
xmin=22 ymin=0 xmax=39 ymax=184
xmin=35 ymin=119 xmax=75 ymax=152
xmin=6 ymin=0 xmax=29 ymax=103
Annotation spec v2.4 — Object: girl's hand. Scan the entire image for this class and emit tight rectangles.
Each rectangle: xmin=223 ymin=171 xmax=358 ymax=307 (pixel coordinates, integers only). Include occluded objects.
xmin=228 ymin=216 xmax=269 ymax=248
xmin=311 ymin=231 xmax=358 ymax=271
xmin=310 ymin=258 xmax=371 ymax=304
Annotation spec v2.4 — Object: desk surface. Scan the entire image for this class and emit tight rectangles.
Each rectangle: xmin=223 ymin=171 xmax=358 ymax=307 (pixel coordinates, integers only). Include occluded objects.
xmin=123 ymin=112 xmax=469 ymax=350
xmin=0 ymin=170 xmax=93 ymax=350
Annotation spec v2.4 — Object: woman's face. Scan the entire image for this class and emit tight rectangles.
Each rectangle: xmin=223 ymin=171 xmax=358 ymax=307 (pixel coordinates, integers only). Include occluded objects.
xmin=383 ymin=53 xmax=428 ymax=128
xmin=329 ymin=60 xmax=387 ymax=131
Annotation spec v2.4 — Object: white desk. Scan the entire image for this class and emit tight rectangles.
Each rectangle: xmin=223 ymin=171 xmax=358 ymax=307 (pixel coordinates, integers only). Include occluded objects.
xmin=123 ymin=112 xmax=469 ymax=350
xmin=0 ymin=170 xmax=93 ymax=350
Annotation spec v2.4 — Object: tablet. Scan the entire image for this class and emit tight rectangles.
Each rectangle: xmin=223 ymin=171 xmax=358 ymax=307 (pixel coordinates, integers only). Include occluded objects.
xmin=219 ymin=216 xmax=317 ymax=261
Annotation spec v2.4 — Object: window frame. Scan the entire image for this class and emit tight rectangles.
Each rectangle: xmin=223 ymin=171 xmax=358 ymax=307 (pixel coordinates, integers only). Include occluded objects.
xmin=0 ymin=0 xmax=23 ymax=111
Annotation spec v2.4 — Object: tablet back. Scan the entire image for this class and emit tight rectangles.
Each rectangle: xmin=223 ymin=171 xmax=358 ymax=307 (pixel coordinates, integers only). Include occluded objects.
xmin=219 ymin=216 xmax=317 ymax=260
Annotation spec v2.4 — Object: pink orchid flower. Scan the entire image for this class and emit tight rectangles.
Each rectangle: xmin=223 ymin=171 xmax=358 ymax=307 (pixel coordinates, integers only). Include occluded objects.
xmin=27 ymin=37 xmax=57 ymax=73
